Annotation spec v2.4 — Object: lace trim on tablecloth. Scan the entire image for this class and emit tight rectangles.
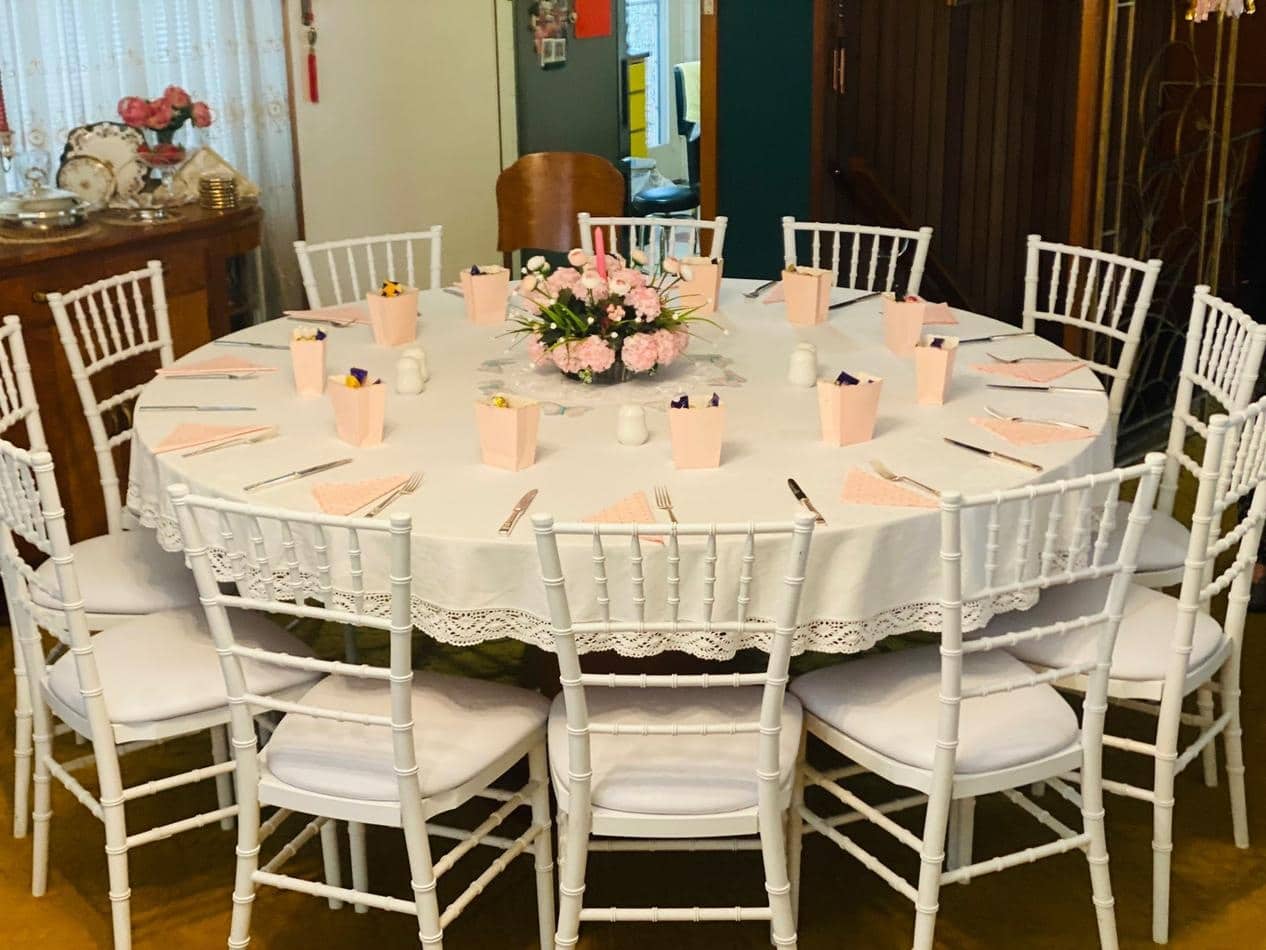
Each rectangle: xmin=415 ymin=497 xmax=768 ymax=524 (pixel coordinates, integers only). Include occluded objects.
xmin=130 ymin=486 xmax=1037 ymax=659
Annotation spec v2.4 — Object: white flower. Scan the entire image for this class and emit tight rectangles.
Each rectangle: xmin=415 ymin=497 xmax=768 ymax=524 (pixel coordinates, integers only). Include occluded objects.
xmin=630 ymin=248 xmax=649 ymax=266
xmin=581 ymin=272 xmax=603 ymax=290
xmin=608 ymin=277 xmax=631 ymax=296
xmin=520 ymin=274 xmax=540 ymax=293
xmin=663 ymin=257 xmax=681 ymax=275
xmin=549 ymin=322 xmax=557 ymax=330
xmin=609 ymin=331 xmax=618 ymax=338
xmin=679 ymin=265 xmax=694 ymax=282
xmin=567 ymin=248 xmax=589 ymax=267
xmin=526 ymin=255 xmax=548 ymax=273
xmin=587 ymin=317 xmax=595 ymax=325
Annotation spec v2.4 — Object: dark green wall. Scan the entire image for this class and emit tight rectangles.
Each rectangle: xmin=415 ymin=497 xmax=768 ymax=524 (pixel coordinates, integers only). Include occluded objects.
xmin=716 ymin=1 xmax=815 ymax=279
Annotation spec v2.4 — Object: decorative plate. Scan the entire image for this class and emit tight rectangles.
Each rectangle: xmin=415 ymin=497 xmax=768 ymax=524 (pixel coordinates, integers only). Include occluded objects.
xmin=60 ymin=122 xmax=148 ymax=199
xmin=56 ymin=154 xmax=116 ymax=206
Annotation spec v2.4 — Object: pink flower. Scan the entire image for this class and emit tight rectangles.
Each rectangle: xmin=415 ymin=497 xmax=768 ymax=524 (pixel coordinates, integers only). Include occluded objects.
xmin=576 ymin=335 xmax=615 ymax=373
xmin=551 ymin=343 xmax=586 ymax=374
xmin=163 ymin=85 xmax=192 ymax=109
xmin=191 ymin=101 xmax=213 ymax=128
xmin=628 ymin=286 xmax=662 ymax=320
xmin=546 ymin=267 xmax=581 ymax=296
xmin=146 ymin=99 xmax=174 ymax=129
xmin=653 ymin=329 xmax=682 ymax=367
xmin=606 ymin=304 xmax=625 ymax=323
xmin=663 ymin=257 xmax=682 ymax=275
xmin=673 ymin=330 xmax=690 ymax=356
xmin=612 ymin=267 xmax=648 ymax=290
xmin=621 ymin=333 xmax=660 ymax=373
xmin=117 ymin=96 xmax=150 ymax=127
xmin=527 ymin=336 xmax=549 ymax=366
xmin=567 ymin=248 xmax=589 ymax=267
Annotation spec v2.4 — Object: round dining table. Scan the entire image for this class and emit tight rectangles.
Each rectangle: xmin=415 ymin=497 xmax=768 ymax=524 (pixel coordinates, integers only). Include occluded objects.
xmin=127 ymin=279 xmax=1112 ymax=658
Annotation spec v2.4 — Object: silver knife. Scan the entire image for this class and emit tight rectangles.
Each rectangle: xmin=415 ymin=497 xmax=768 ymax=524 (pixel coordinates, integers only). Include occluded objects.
xmin=215 ymin=340 xmax=289 ymax=350
xmin=182 ymin=428 xmax=279 ymax=457
xmin=829 ymin=290 xmax=883 ymax=311
xmin=944 ymin=437 xmax=1043 ymax=473
xmin=499 ymin=489 xmax=539 ymax=536
xmin=959 ymin=332 xmax=1035 ymax=343
xmin=787 ymin=478 xmax=826 ymax=525
xmin=137 ymin=405 xmax=257 ymax=412
xmin=243 ymin=457 xmax=353 ymax=493
xmin=985 ymin=383 xmax=1100 ymax=394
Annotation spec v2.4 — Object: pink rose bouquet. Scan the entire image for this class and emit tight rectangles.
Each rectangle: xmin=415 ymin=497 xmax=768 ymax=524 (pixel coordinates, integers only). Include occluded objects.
xmin=117 ymin=84 xmax=214 ymax=157
xmin=508 ymin=247 xmax=717 ymax=384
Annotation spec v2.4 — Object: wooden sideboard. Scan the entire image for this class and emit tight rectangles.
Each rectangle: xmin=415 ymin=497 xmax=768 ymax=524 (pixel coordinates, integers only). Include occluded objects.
xmin=0 ymin=205 xmax=263 ymax=541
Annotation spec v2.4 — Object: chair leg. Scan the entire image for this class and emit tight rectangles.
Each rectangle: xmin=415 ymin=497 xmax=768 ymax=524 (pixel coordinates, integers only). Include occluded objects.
xmin=211 ymin=726 xmax=235 ymax=830
xmin=760 ymin=806 xmax=797 ymax=948
xmin=29 ymin=704 xmax=53 ymax=897
xmin=787 ymin=728 xmax=808 ymax=925
xmin=554 ymin=804 xmax=590 ymax=950
xmin=528 ymin=744 xmax=556 ymax=950
xmin=319 ymin=820 xmax=345 ymax=910
xmin=555 ymin=811 xmax=568 ymax=910
xmin=1221 ymin=660 xmax=1249 ymax=849
xmin=12 ymin=636 xmax=32 ymax=838
xmin=399 ymin=811 xmax=443 ymax=949
xmin=228 ymin=777 xmax=262 ymax=949
xmin=911 ymin=783 xmax=952 ymax=950
xmin=1081 ymin=770 xmax=1119 ymax=949
xmin=348 ymin=821 xmax=370 ymax=914
xmin=1152 ymin=754 xmax=1177 ymax=945
xmin=948 ymin=798 xmax=975 ymax=879
xmin=341 ymin=624 xmax=360 ymax=664
xmin=1196 ymin=688 xmax=1218 ymax=788
xmin=101 ymin=794 xmax=133 ymax=950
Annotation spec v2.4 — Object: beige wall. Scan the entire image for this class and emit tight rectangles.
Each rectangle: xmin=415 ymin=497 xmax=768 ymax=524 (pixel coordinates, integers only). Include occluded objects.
xmin=648 ymin=0 xmax=701 ymax=183
xmin=285 ymin=0 xmax=505 ymax=283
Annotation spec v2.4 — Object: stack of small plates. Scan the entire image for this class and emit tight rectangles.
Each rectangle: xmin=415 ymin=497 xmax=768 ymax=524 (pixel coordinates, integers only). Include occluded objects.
xmin=199 ymin=173 xmax=238 ymax=210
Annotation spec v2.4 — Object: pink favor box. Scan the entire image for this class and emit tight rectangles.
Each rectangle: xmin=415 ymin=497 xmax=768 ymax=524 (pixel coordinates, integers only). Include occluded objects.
xmin=818 ymin=375 xmax=883 ymax=446
xmin=782 ymin=267 xmax=833 ymax=326
xmin=915 ymin=336 xmax=958 ymax=406
xmin=883 ymin=297 xmax=926 ymax=356
xmin=328 ymin=380 xmax=386 ymax=447
xmin=460 ymin=268 xmax=511 ymax=325
xmin=668 ymin=404 xmax=726 ymax=469
xmin=475 ymin=397 xmax=541 ymax=471
xmin=290 ymin=338 xmax=326 ymax=398
xmin=366 ymin=288 xmax=419 ymax=347
xmin=676 ymin=258 xmax=724 ymax=316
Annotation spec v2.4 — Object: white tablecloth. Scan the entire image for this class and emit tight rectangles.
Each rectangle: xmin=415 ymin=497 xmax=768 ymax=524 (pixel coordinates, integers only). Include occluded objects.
xmin=127 ymin=281 xmax=1111 ymax=657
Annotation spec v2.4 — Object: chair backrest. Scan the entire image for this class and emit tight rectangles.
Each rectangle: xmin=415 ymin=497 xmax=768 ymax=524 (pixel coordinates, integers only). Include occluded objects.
xmin=497 ymin=152 xmax=626 ymax=255
xmin=1157 ymin=286 xmax=1266 ymax=516
xmin=532 ymin=513 xmax=816 ymax=819
xmin=0 ymin=315 xmax=45 ymax=450
xmin=0 ymin=436 xmax=118 ymax=765
xmin=168 ymin=485 xmax=422 ymax=809
xmin=294 ymin=227 xmax=444 ymax=308
xmin=781 ymin=218 xmax=933 ymax=297
xmin=577 ymin=213 xmax=727 ymax=269
xmin=1022 ymin=235 xmax=1162 ymax=434
xmin=673 ymin=63 xmax=701 ymax=184
xmin=45 ymin=260 xmax=174 ymax=535
xmin=934 ymin=453 xmax=1165 ymax=789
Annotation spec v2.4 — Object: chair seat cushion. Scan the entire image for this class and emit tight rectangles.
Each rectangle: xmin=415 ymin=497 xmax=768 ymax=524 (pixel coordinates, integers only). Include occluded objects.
xmin=1103 ymin=501 xmax=1190 ymax=576
xmin=547 ymin=687 xmax=802 ymax=817
xmin=46 ymin=609 xmax=320 ymax=726
xmin=33 ymin=530 xmax=199 ymax=617
xmin=630 ymin=183 xmax=699 ymax=214
xmin=791 ymin=647 xmax=1080 ymax=775
xmin=266 ymin=673 xmax=549 ymax=802
xmin=998 ymin=580 xmax=1226 ymax=682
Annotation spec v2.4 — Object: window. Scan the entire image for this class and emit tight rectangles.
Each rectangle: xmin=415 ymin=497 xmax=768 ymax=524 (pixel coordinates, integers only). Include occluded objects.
xmin=625 ymin=0 xmax=666 ymax=147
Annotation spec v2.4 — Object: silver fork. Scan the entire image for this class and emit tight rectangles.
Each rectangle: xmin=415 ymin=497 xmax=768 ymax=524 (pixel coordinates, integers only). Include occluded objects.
xmin=870 ymin=459 xmax=938 ymax=497
xmin=364 ymin=472 xmax=423 ymax=517
xmin=986 ymin=351 xmax=1081 ymax=364
xmin=984 ymin=405 xmax=1092 ymax=431
xmin=654 ymin=485 xmax=678 ymax=523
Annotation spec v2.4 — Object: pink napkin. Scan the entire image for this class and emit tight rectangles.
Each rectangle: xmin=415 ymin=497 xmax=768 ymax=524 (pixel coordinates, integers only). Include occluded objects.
xmin=761 ymin=282 xmax=785 ymax=304
xmin=156 ymin=355 xmax=277 ymax=378
xmin=922 ymin=303 xmax=958 ymax=325
xmin=284 ymin=306 xmax=370 ymax=326
xmin=841 ymin=468 xmax=937 ymax=509
xmin=310 ymin=474 xmax=407 ymax=516
xmin=584 ymin=491 xmax=665 ymax=542
xmin=972 ymin=361 xmax=1085 ymax=384
xmin=970 ymin=417 xmax=1094 ymax=446
xmin=154 ymin=423 xmax=273 ymax=454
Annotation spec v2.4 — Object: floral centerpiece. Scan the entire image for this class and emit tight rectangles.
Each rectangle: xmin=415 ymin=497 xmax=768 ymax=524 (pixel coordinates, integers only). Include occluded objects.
xmin=117 ymin=85 xmax=213 ymax=166
xmin=508 ymin=247 xmax=717 ymax=384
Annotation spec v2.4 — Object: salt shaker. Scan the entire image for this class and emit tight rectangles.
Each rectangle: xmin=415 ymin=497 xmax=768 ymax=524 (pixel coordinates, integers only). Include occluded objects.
xmin=403 ymin=346 xmax=429 ymax=382
xmin=616 ymin=404 xmax=650 ymax=446
xmin=788 ymin=342 xmax=819 ymax=387
xmin=396 ymin=356 xmax=425 ymax=395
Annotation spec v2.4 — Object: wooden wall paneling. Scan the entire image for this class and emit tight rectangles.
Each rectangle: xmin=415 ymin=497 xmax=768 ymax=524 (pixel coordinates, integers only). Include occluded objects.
xmin=940 ymin=8 xmax=969 ymax=306
xmin=892 ymin=13 xmax=915 ymax=212
xmin=908 ymin=6 xmax=936 ymax=230
xmin=857 ymin=0 xmax=878 ymax=174
xmin=984 ymin=0 xmax=1015 ymax=311
xmin=700 ymin=5 xmax=717 ymax=219
xmin=810 ymin=0 xmax=833 ymax=219
xmin=1070 ymin=0 xmax=1108 ymax=247
xmin=925 ymin=5 xmax=950 ymax=238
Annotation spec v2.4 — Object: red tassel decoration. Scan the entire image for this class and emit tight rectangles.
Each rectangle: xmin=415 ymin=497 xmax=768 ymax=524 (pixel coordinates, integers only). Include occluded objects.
xmin=307 ymin=49 xmax=319 ymax=103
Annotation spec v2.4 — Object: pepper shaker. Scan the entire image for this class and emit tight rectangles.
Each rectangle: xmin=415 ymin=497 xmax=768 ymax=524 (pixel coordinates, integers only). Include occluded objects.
xmin=616 ymin=404 xmax=650 ymax=445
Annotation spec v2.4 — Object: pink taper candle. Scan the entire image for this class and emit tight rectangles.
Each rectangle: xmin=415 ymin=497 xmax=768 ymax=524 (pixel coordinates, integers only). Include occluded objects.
xmin=593 ymin=227 xmax=607 ymax=279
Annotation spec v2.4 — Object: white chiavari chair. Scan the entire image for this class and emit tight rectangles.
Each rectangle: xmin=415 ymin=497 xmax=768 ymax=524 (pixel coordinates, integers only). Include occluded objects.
xmin=1022 ymin=235 xmax=1163 ymax=439
xmin=789 ymin=454 xmax=1167 ymax=950
xmin=0 ymin=438 xmax=322 ymax=950
xmin=168 ymin=485 xmax=555 ymax=950
xmin=1000 ymin=402 xmax=1266 ymax=944
xmin=532 ymin=512 xmax=817 ymax=949
xmin=0 ymin=314 xmax=44 ymax=838
xmin=577 ymin=212 xmax=727 ymax=268
xmin=781 ymin=218 xmax=933 ymax=297
xmin=294 ymin=227 xmax=444 ymax=307
xmin=43 ymin=263 xmax=200 ymax=629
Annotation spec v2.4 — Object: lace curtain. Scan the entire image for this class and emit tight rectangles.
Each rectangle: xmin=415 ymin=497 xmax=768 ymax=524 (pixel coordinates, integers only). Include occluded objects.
xmin=0 ymin=0 xmax=301 ymax=311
